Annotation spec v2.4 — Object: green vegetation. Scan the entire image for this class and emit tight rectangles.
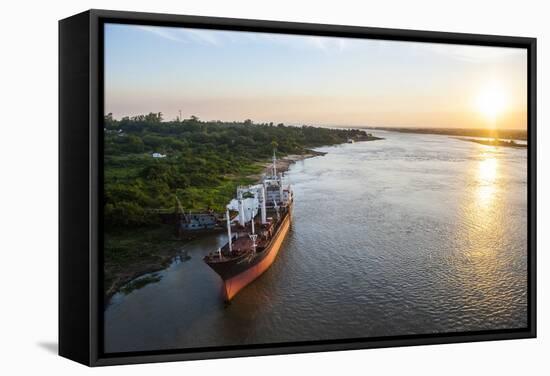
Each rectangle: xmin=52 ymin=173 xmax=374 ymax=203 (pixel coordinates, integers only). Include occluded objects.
xmin=104 ymin=112 xmax=370 ymax=228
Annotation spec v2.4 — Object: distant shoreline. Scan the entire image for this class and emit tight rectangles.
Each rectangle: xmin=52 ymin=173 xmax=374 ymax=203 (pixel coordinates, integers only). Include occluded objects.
xmin=454 ymin=137 xmax=527 ymax=149
xmin=372 ymin=127 xmax=527 ymax=141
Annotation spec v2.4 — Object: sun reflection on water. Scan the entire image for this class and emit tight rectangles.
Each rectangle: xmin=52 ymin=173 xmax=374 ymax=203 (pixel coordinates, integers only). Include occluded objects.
xmin=476 ymin=153 xmax=499 ymax=208
xmin=478 ymin=156 xmax=498 ymax=183
xmin=458 ymin=149 xmax=502 ymax=264
xmin=452 ymin=148 xmax=506 ymax=307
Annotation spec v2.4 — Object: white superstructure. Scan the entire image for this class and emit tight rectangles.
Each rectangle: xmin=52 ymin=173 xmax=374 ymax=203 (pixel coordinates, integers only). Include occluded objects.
xmin=224 ymin=151 xmax=293 ymax=248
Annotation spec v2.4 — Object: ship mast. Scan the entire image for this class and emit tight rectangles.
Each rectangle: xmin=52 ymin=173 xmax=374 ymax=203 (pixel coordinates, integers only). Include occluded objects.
xmin=250 ymin=208 xmax=255 ymax=235
xmin=238 ymin=195 xmax=245 ymax=227
xmin=273 ymin=199 xmax=280 ymax=221
xmin=249 ymin=232 xmax=258 ymax=252
xmin=279 ymin=172 xmax=283 ymax=202
xmin=272 ymin=150 xmax=277 ymax=176
xmin=260 ymin=185 xmax=267 ymax=224
xmin=226 ymin=208 xmax=232 ymax=252
xmin=249 ymin=207 xmax=258 ymax=252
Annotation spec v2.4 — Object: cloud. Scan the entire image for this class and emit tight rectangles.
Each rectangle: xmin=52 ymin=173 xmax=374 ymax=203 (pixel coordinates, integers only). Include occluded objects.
xmin=181 ymin=29 xmax=220 ymax=45
xmin=137 ymin=26 xmax=220 ymax=46
xmin=304 ymin=36 xmax=348 ymax=52
xmin=414 ymin=42 xmax=526 ymax=63
xmin=136 ymin=24 xmax=351 ymax=53
xmin=252 ymin=32 xmax=349 ymax=53
xmin=137 ymin=26 xmax=187 ymax=43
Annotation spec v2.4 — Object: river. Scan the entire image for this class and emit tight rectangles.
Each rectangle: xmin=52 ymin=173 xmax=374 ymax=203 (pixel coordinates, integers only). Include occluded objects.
xmin=104 ymin=130 xmax=528 ymax=353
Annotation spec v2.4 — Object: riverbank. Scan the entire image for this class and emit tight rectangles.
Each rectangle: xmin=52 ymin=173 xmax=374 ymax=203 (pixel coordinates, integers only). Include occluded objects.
xmin=274 ymin=150 xmax=326 ymax=173
xmin=276 ymin=151 xmax=326 ymax=173
xmin=104 ymin=225 xmax=196 ymax=304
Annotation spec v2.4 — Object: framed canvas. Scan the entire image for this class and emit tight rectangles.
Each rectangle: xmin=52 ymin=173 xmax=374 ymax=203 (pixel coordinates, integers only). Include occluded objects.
xmin=59 ymin=9 xmax=536 ymax=366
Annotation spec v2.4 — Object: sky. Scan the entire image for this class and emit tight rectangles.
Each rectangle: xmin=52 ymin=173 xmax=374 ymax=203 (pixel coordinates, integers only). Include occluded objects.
xmin=104 ymin=23 xmax=527 ymax=129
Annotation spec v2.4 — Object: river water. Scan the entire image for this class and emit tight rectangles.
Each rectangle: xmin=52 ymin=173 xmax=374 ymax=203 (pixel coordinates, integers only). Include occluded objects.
xmin=104 ymin=130 xmax=528 ymax=353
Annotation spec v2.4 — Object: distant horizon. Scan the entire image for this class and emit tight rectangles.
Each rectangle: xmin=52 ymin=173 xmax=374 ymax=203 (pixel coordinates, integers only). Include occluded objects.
xmin=105 ymin=113 xmax=527 ymax=132
xmin=105 ymin=23 xmax=527 ymax=130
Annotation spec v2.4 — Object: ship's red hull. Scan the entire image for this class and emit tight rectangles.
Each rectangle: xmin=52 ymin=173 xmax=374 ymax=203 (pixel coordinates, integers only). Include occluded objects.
xmin=222 ymin=212 xmax=291 ymax=301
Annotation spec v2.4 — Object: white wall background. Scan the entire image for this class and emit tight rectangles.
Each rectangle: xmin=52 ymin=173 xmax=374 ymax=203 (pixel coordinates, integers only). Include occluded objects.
xmin=0 ymin=0 xmax=547 ymax=374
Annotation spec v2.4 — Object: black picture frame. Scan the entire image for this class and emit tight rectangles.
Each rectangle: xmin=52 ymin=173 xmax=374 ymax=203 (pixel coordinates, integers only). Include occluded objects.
xmin=59 ymin=9 xmax=537 ymax=367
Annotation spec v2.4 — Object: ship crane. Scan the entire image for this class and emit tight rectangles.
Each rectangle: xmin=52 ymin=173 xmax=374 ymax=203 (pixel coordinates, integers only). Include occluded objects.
xmin=235 ymin=184 xmax=268 ymax=225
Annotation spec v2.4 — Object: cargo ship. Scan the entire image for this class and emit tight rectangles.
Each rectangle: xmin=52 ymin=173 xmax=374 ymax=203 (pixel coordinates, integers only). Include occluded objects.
xmin=204 ymin=153 xmax=293 ymax=301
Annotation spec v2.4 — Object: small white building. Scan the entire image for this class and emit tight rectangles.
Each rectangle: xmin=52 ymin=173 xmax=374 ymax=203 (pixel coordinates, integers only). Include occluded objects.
xmin=152 ymin=152 xmax=167 ymax=158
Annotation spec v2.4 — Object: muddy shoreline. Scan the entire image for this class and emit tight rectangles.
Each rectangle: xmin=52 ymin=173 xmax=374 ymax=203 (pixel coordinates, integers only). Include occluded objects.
xmin=105 ymin=234 xmax=185 ymax=306
xmin=268 ymin=149 xmax=327 ymax=175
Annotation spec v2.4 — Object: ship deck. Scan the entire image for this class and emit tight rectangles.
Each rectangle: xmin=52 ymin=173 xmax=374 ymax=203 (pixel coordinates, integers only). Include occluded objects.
xmin=228 ymin=236 xmax=266 ymax=253
xmin=205 ymin=205 xmax=291 ymax=263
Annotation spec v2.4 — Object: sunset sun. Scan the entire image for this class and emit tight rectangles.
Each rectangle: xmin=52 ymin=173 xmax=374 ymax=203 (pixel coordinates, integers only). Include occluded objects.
xmin=475 ymin=84 xmax=508 ymax=125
